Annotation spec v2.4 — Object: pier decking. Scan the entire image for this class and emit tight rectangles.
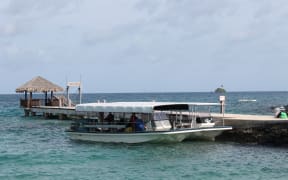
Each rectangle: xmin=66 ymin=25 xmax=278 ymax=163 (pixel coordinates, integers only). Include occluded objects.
xmin=213 ymin=113 xmax=286 ymax=128
xmin=26 ymin=106 xmax=97 ymax=119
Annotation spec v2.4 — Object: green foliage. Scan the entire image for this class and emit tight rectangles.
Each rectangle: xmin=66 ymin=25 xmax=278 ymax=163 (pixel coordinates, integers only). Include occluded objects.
xmin=215 ymin=87 xmax=226 ymax=93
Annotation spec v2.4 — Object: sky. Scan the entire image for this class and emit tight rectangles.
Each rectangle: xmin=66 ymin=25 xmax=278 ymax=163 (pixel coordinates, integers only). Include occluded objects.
xmin=1 ymin=0 xmax=288 ymax=93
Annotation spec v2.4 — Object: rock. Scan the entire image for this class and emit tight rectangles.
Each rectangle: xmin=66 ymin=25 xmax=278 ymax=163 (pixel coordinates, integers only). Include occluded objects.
xmin=214 ymin=85 xmax=226 ymax=93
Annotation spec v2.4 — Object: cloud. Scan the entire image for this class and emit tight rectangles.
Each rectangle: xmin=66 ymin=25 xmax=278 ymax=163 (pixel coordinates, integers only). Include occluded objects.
xmin=0 ymin=0 xmax=80 ymax=39
xmin=2 ymin=0 xmax=288 ymax=68
xmin=133 ymin=0 xmax=288 ymax=42
xmin=2 ymin=0 xmax=77 ymax=16
xmin=0 ymin=23 xmax=18 ymax=36
xmin=0 ymin=43 xmax=46 ymax=63
xmin=1 ymin=0 xmax=288 ymax=92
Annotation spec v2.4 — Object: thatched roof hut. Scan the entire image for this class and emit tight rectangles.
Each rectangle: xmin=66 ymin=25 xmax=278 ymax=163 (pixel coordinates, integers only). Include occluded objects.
xmin=16 ymin=76 xmax=64 ymax=93
xmin=16 ymin=76 xmax=64 ymax=108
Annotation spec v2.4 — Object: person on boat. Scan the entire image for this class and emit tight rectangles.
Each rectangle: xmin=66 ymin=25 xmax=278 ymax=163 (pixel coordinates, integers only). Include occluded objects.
xmin=135 ymin=118 xmax=145 ymax=132
xmin=104 ymin=112 xmax=114 ymax=124
xmin=129 ymin=113 xmax=138 ymax=131
xmin=99 ymin=112 xmax=104 ymax=123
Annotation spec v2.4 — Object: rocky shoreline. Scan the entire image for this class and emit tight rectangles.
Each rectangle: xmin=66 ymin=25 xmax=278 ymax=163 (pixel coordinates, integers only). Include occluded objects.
xmin=216 ymin=123 xmax=288 ymax=146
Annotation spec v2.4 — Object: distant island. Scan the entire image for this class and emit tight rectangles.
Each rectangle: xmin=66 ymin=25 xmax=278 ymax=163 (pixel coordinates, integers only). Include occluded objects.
xmin=214 ymin=85 xmax=226 ymax=93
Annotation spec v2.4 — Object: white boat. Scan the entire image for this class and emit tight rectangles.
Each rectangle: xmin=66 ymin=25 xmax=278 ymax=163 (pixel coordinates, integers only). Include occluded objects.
xmin=238 ymin=99 xmax=257 ymax=102
xmin=66 ymin=102 xmax=232 ymax=143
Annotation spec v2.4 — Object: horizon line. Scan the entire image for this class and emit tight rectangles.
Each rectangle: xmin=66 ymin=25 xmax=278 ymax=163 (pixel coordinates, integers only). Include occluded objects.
xmin=2 ymin=90 xmax=288 ymax=95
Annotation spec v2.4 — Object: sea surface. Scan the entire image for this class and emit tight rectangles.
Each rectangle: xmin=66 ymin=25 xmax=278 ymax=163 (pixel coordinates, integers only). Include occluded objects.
xmin=1 ymin=92 xmax=288 ymax=179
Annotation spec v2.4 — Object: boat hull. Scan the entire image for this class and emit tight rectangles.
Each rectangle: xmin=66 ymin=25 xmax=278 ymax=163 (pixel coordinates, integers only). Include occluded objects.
xmin=67 ymin=131 xmax=188 ymax=143
xmin=185 ymin=127 xmax=233 ymax=141
xmin=66 ymin=127 xmax=232 ymax=143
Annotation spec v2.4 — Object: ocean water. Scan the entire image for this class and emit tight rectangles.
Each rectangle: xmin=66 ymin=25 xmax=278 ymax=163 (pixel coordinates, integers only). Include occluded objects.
xmin=1 ymin=92 xmax=288 ymax=179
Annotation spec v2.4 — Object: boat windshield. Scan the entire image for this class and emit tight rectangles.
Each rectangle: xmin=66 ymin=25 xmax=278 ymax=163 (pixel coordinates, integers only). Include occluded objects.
xmin=153 ymin=112 xmax=169 ymax=121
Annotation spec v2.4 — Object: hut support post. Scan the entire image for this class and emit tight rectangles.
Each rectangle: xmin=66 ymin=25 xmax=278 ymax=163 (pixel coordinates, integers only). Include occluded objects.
xmin=24 ymin=91 xmax=27 ymax=101
xmin=45 ymin=91 xmax=48 ymax=106
xmin=28 ymin=92 xmax=32 ymax=108
xmin=24 ymin=109 xmax=30 ymax=116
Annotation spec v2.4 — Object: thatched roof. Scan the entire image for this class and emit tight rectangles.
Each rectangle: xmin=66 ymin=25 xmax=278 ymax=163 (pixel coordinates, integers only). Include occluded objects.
xmin=16 ymin=76 xmax=64 ymax=93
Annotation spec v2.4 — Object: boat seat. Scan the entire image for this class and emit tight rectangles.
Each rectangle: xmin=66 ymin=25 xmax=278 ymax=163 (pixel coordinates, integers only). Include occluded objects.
xmin=154 ymin=120 xmax=172 ymax=131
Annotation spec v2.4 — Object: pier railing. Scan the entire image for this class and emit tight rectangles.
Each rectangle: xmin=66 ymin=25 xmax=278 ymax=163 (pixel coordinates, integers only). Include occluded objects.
xmin=20 ymin=99 xmax=41 ymax=108
xmin=20 ymin=98 xmax=62 ymax=108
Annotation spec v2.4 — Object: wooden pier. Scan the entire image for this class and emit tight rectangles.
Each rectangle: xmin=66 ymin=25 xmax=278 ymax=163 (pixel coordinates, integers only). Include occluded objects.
xmin=213 ymin=113 xmax=285 ymax=128
xmin=22 ymin=104 xmax=288 ymax=145
xmin=213 ymin=113 xmax=288 ymax=146
xmin=26 ymin=106 xmax=96 ymax=120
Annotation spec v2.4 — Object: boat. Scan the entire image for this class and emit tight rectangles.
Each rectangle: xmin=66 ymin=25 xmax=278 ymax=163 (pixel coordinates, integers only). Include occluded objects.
xmin=66 ymin=102 xmax=232 ymax=143
xmin=238 ymin=99 xmax=257 ymax=102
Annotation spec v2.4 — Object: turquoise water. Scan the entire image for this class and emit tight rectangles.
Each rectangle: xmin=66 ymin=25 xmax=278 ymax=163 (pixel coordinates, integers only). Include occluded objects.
xmin=1 ymin=92 xmax=288 ymax=179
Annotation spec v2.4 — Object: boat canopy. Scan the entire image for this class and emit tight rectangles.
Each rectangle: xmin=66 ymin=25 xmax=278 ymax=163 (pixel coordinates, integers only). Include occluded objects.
xmin=75 ymin=102 xmax=220 ymax=113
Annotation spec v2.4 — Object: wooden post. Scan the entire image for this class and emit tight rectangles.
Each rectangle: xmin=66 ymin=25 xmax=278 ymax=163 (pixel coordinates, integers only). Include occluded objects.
xmin=59 ymin=98 xmax=62 ymax=107
xmin=24 ymin=91 xmax=27 ymax=101
xmin=24 ymin=91 xmax=28 ymax=108
xmin=24 ymin=109 xmax=30 ymax=116
xmin=219 ymin=96 xmax=225 ymax=114
xmin=45 ymin=91 xmax=48 ymax=106
xmin=219 ymin=96 xmax=225 ymax=126
xmin=51 ymin=91 xmax=54 ymax=106
xmin=59 ymin=114 xmax=66 ymax=120
xmin=66 ymin=86 xmax=70 ymax=107
xmin=28 ymin=92 xmax=32 ymax=108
